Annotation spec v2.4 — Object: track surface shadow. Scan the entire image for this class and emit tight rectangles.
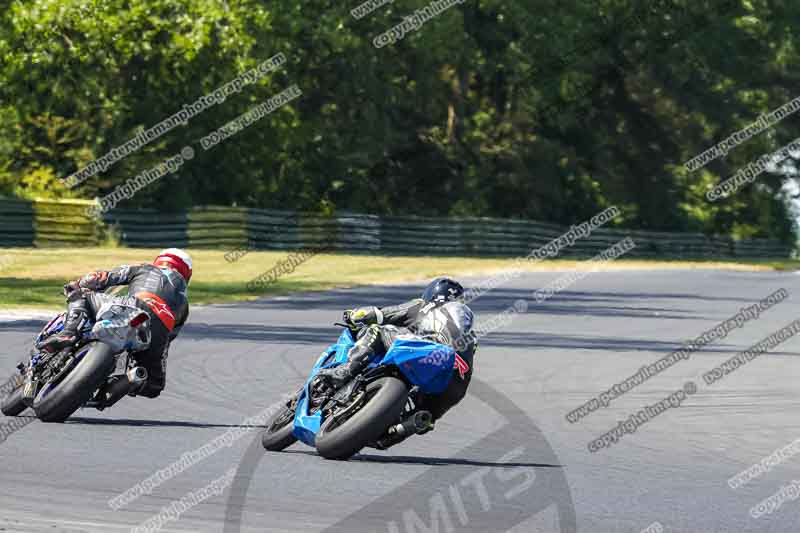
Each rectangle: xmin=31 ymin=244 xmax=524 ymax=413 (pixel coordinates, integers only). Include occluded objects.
xmin=279 ymin=448 xmax=561 ymax=468
xmin=65 ymin=417 xmax=264 ymax=429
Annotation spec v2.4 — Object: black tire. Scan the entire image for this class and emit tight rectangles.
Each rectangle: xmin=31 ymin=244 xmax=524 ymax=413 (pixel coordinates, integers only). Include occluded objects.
xmin=33 ymin=343 xmax=116 ymax=423
xmin=315 ymin=377 xmax=408 ymax=460
xmin=1 ymin=381 xmax=27 ymax=417
xmin=262 ymin=398 xmax=299 ymax=452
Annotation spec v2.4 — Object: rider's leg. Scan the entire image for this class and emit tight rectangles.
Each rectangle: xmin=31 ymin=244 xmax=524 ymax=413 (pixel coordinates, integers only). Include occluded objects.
xmin=348 ymin=324 xmax=388 ymax=371
xmin=37 ymin=291 xmax=91 ymax=353
xmin=424 ymin=366 xmax=471 ymax=421
xmin=422 ymin=344 xmax=474 ymax=422
xmin=316 ymin=324 xmax=387 ymax=388
xmin=70 ymin=295 xmax=155 ymax=409
xmin=130 ymin=340 xmax=168 ymax=398
xmin=375 ymin=370 xmax=470 ymax=450
xmin=37 ymin=291 xmax=131 ymax=353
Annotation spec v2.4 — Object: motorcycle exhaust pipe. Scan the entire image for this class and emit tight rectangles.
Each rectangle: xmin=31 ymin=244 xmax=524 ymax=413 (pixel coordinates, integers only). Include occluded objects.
xmin=410 ymin=410 xmax=433 ymax=434
xmin=388 ymin=410 xmax=434 ymax=438
xmin=98 ymin=367 xmax=148 ymax=408
xmin=127 ymin=366 xmax=148 ymax=388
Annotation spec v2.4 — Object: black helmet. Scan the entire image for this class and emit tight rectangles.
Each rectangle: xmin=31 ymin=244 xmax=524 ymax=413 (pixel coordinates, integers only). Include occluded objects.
xmin=422 ymin=277 xmax=464 ymax=304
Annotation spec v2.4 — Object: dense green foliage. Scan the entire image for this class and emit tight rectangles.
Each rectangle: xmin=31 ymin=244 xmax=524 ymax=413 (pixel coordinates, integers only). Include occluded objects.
xmin=0 ymin=0 xmax=797 ymax=243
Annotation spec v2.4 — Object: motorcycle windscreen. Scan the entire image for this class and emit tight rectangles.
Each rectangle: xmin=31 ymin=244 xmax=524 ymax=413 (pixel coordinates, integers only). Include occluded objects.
xmin=380 ymin=339 xmax=455 ymax=395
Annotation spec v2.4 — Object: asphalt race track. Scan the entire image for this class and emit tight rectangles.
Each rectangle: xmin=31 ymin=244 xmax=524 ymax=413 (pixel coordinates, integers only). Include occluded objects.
xmin=1 ymin=269 xmax=799 ymax=533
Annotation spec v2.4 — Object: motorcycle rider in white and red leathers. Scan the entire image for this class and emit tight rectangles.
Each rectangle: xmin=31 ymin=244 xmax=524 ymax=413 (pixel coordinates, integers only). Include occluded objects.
xmin=37 ymin=249 xmax=191 ymax=407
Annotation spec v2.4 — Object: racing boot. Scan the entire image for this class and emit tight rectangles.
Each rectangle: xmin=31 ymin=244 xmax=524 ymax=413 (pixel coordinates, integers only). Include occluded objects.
xmin=37 ymin=298 xmax=88 ymax=354
xmin=375 ymin=410 xmax=434 ymax=450
xmin=85 ymin=367 xmax=148 ymax=411
xmin=315 ymin=325 xmax=381 ymax=390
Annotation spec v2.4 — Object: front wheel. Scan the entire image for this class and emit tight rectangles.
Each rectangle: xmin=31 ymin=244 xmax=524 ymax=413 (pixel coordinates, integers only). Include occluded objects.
xmin=262 ymin=395 xmax=299 ymax=452
xmin=315 ymin=377 xmax=408 ymax=460
xmin=1 ymin=380 xmax=27 ymax=417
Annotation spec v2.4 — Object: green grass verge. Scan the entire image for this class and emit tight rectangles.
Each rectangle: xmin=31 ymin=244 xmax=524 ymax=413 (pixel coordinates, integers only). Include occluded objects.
xmin=0 ymin=248 xmax=795 ymax=309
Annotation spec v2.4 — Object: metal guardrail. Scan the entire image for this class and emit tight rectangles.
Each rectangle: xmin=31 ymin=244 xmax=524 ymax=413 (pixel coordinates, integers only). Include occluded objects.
xmin=0 ymin=198 xmax=793 ymax=258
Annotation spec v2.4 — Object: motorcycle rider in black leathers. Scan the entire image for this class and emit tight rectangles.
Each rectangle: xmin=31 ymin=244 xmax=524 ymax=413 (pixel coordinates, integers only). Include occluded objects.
xmin=37 ymin=248 xmax=191 ymax=407
xmin=315 ymin=277 xmax=477 ymax=449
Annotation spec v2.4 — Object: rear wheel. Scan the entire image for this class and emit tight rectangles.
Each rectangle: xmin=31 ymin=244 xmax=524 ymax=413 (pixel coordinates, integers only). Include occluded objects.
xmin=315 ymin=377 xmax=408 ymax=460
xmin=262 ymin=395 xmax=299 ymax=452
xmin=1 ymin=380 xmax=28 ymax=417
xmin=33 ymin=343 xmax=116 ymax=423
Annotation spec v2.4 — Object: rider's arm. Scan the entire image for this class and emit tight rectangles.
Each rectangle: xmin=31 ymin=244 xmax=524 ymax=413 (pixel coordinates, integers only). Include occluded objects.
xmin=377 ymin=298 xmax=426 ymax=327
xmin=378 ymin=298 xmax=425 ymax=328
xmin=346 ymin=299 xmax=425 ymax=328
xmin=169 ymin=307 xmax=189 ymax=341
xmin=157 ymin=309 xmax=188 ymax=370
xmin=76 ymin=264 xmax=142 ymax=291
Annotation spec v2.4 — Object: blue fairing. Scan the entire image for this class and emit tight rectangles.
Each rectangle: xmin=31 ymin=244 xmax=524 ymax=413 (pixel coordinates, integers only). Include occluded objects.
xmin=376 ymin=338 xmax=455 ymax=395
xmin=292 ymin=329 xmax=455 ymax=447
xmin=293 ymin=329 xmax=355 ymax=445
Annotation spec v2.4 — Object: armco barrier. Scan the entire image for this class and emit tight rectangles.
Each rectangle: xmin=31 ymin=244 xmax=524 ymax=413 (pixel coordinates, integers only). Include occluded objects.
xmin=0 ymin=198 xmax=35 ymax=247
xmin=0 ymin=198 xmax=100 ymax=247
xmin=0 ymin=198 xmax=794 ymax=258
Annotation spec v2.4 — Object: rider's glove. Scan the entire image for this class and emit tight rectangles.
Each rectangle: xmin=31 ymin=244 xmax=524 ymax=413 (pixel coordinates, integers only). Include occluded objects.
xmin=343 ymin=307 xmax=380 ymax=328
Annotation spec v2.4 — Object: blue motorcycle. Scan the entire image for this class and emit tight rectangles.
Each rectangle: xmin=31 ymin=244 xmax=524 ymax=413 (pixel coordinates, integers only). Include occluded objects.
xmin=262 ymin=326 xmax=456 ymax=460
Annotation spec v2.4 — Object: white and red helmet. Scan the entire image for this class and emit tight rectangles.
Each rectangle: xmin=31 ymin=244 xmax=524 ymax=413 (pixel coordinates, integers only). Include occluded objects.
xmin=154 ymin=248 xmax=193 ymax=283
